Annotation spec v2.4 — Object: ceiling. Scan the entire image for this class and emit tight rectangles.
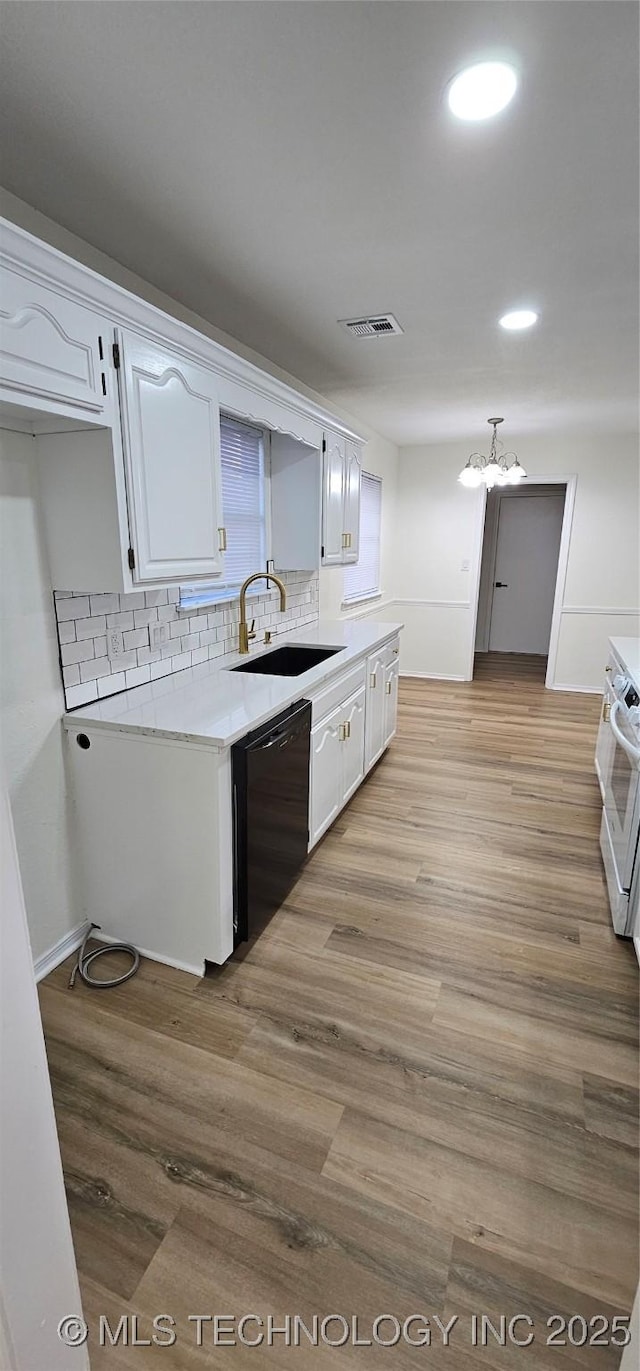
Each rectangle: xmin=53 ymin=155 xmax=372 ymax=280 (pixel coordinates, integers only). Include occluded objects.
xmin=1 ymin=1 xmax=637 ymax=445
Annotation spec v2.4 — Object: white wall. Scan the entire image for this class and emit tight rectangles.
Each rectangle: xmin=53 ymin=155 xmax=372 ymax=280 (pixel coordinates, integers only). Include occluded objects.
xmin=0 ymin=428 xmax=81 ymax=963
xmin=392 ymin=433 xmax=639 ymax=689
xmin=0 ymin=780 xmax=88 ymax=1371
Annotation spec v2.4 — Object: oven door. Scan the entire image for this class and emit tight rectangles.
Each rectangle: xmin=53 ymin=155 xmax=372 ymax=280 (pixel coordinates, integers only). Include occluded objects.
xmin=601 ymin=700 xmax=640 ymax=891
xmin=595 ymin=684 xmax=615 ymax=798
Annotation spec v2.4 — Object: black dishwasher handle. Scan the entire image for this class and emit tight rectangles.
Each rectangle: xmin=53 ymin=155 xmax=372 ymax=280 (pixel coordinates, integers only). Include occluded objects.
xmin=258 ymin=724 xmax=305 ymax=750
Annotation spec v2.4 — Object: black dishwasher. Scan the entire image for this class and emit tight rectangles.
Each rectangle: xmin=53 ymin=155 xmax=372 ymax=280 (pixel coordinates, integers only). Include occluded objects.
xmin=232 ymin=699 xmax=311 ymax=946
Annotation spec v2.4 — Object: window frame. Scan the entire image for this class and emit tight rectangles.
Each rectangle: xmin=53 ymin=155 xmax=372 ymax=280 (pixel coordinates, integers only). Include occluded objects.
xmin=342 ymin=471 xmax=383 ymax=607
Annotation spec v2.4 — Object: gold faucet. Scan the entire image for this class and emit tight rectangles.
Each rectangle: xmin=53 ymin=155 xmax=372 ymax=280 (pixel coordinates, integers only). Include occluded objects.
xmin=238 ymin=571 xmax=287 ymax=654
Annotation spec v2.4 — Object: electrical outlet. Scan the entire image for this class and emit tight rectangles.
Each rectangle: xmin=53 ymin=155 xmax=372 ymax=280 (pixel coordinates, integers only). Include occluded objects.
xmin=108 ymin=629 xmax=124 ymax=658
xmin=150 ymin=622 xmax=170 ymax=649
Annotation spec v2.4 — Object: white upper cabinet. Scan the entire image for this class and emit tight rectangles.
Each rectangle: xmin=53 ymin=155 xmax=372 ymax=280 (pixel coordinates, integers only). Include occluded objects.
xmin=0 ymin=267 xmax=108 ymax=417
xmin=343 ymin=441 xmax=362 ymax=564
xmin=321 ymin=432 xmax=346 ymax=565
xmin=321 ymin=432 xmax=362 ymax=566
xmin=116 ymin=330 xmax=225 ymax=583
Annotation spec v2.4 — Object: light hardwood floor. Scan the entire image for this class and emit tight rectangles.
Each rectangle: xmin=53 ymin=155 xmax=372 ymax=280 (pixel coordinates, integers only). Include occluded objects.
xmin=41 ymin=656 xmax=639 ymax=1368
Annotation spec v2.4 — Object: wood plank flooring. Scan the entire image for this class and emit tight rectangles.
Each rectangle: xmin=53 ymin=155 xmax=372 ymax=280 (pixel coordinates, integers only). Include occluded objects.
xmin=40 ymin=655 xmax=639 ymax=1368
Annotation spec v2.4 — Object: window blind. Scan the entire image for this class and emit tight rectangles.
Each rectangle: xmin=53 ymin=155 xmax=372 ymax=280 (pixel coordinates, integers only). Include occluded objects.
xmin=220 ymin=415 xmax=266 ymax=586
xmin=343 ymin=472 xmax=382 ymax=602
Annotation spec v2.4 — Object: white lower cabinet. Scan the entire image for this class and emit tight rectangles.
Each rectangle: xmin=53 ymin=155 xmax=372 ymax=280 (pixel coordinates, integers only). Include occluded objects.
xmin=383 ymin=658 xmax=399 ymax=747
xmin=364 ymin=648 xmax=387 ymax=771
xmin=309 ymin=683 xmax=366 ymax=848
xmin=365 ymin=636 xmax=400 ymax=771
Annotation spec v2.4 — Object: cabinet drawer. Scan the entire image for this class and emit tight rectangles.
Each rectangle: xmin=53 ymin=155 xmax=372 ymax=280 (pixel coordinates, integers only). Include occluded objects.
xmin=311 ymin=660 xmax=366 ymax=726
xmin=381 ymin=636 xmax=400 ymax=668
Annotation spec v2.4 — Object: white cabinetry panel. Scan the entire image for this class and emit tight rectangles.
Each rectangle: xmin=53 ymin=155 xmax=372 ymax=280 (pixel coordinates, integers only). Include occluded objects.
xmin=117 ymin=330 xmax=224 ymax=583
xmin=322 ymin=433 xmax=346 ymax=565
xmin=343 ymin=441 xmax=362 ymax=564
xmin=0 ymin=267 xmax=107 ymax=416
xmin=310 ymin=702 xmax=344 ymax=845
xmin=383 ymin=659 xmax=400 ymax=748
xmin=364 ymin=649 xmax=387 ymax=771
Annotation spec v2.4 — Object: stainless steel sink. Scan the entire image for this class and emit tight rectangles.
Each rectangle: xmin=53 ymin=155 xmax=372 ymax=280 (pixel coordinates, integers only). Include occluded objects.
xmin=230 ymin=645 xmax=344 ymax=677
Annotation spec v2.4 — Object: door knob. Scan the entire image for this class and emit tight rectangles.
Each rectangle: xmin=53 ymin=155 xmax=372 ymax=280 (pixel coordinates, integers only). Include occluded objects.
xmin=494 ymin=581 xmax=508 ymax=588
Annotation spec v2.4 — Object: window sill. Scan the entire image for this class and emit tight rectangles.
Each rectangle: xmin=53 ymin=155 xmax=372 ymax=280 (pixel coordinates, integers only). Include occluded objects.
xmin=341 ymin=591 xmax=383 ymax=610
xmin=178 ymin=584 xmax=275 ymax=613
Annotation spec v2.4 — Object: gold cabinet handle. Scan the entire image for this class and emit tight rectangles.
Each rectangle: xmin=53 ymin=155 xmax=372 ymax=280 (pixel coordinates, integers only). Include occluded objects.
xmin=341 ymin=533 xmax=348 ymax=549
xmin=339 ymin=723 xmax=346 ymax=742
xmin=370 ymin=672 xmax=376 ymax=688
xmin=386 ymin=681 xmax=392 ymax=695
xmin=603 ymin=701 xmax=611 ymax=722
xmin=218 ymin=527 xmax=227 ymax=552
xmin=346 ymin=532 xmax=352 ymax=549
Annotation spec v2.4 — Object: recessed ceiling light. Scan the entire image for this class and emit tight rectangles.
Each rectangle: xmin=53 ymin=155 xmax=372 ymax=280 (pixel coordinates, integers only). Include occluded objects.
xmin=448 ymin=61 xmax=518 ymax=122
xmin=499 ymin=309 xmax=539 ymax=331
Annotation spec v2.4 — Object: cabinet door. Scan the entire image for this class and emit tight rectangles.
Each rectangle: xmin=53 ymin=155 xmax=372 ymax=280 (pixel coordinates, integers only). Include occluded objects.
xmin=343 ymin=441 xmax=362 ymax=564
xmin=383 ymin=660 xmax=400 ymax=748
xmin=0 ymin=267 xmax=107 ymax=415
xmin=309 ymin=703 xmax=344 ymax=847
xmin=117 ymin=330 xmax=224 ymax=583
xmin=342 ymin=685 xmax=366 ymax=804
xmin=322 ymin=432 xmax=346 ymax=565
xmin=364 ymin=650 xmax=386 ymax=772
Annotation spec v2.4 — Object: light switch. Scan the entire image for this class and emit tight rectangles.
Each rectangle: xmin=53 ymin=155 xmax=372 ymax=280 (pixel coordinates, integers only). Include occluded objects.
xmin=150 ymin=622 xmax=170 ymax=648
xmin=461 ymin=559 xmax=470 ymax=572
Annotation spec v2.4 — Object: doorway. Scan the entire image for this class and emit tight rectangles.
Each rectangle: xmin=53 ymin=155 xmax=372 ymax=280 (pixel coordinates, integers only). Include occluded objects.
xmin=474 ymin=483 xmax=568 ymax=674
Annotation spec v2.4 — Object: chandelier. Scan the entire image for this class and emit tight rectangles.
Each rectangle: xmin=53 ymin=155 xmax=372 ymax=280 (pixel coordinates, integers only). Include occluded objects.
xmin=458 ymin=417 xmax=526 ymax=489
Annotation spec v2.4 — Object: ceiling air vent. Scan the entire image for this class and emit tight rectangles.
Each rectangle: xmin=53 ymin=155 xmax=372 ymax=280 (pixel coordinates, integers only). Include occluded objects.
xmin=339 ymin=313 xmax=404 ymax=339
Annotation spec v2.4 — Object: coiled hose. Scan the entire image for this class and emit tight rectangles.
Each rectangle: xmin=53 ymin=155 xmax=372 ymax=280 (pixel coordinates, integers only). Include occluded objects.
xmin=69 ymin=922 xmax=140 ymax=989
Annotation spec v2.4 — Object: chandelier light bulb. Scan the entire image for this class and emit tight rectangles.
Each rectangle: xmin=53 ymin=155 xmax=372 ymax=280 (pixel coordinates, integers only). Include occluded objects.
xmin=457 ymin=418 xmax=525 ymax=491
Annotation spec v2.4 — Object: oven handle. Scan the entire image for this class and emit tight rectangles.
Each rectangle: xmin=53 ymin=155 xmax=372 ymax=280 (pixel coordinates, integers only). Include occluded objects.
xmin=610 ymin=700 xmax=640 ymax=762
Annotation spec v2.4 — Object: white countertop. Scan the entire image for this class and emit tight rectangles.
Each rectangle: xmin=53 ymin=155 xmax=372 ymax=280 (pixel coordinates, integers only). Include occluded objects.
xmin=610 ymin=637 xmax=640 ymax=689
xmin=63 ymin=619 xmax=403 ymax=748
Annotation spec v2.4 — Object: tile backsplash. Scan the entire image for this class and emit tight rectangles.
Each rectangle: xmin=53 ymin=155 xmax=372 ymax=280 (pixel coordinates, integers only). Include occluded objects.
xmin=55 ymin=572 xmax=319 ymax=709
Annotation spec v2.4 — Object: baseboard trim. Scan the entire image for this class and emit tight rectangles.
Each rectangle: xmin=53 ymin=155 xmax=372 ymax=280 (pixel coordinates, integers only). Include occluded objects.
xmin=34 ymin=920 xmax=89 ymax=982
xmin=400 ymin=670 xmax=467 ymax=681
xmin=549 ymin=682 xmax=602 ymax=695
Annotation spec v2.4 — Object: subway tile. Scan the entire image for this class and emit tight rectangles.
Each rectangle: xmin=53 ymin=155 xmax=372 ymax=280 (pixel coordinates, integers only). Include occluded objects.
xmin=98 ymin=672 xmax=125 ymax=697
xmin=106 ymin=611 xmax=134 ymax=631
xmin=111 ymin=650 xmax=138 ymax=672
xmin=62 ymin=664 xmax=81 ymax=688
xmin=199 ymin=629 xmax=217 ymax=647
xmin=170 ymin=651 xmax=192 ymax=672
xmin=75 ymin=615 xmax=107 ymax=641
xmin=123 ymin=628 xmax=149 ymax=651
xmin=58 ymin=621 xmax=76 ymax=645
xmin=65 ymin=681 xmax=98 ymax=709
xmin=150 ymin=659 xmax=173 ymax=680
xmin=145 ymin=589 xmax=169 ymax=608
xmin=54 ymin=590 xmax=74 ymax=600
xmin=157 ymin=603 xmax=176 ymax=623
xmin=125 ymin=665 xmax=151 ymax=689
xmin=169 ymin=620 xmax=183 ymax=639
xmin=61 ymin=639 xmax=95 ymax=667
xmin=120 ymin=592 xmax=146 ymax=610
xmin=80 ymin=656 xmax=112 ymax=683
xmin=90 ymin=593 xmax=119 ymax=616
xmin=161 ymin=642 xmax=176 ymax=659
xmin=56 ymin=595 xmax=89 ymax=622
xmin=167 ymin=586 xmax=180 ymax=604
xmin=208 ymin=642 xmax=225 ymax=660
xmin=191 ymin=646 xmax=208 ymax=666
xmin=133 ymin=607 xmax=158 ymax=629
xmin=137 ymin=646 xmax=161 ymax=665
xmin=93 ymin=636 xmax=108 ymax=658
xmin=181 ymin=633 xmax=200 ymax=652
